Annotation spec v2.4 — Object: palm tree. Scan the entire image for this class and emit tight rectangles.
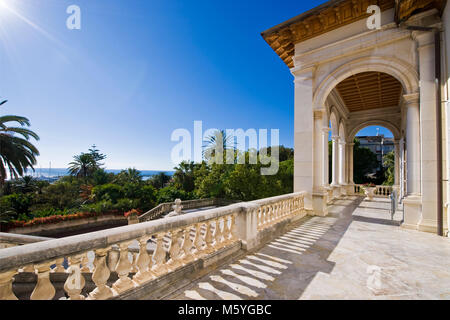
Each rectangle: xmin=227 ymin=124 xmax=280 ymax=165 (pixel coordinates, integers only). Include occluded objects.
xmin=17 ymin=175 xmax=38 ymax=193
xmin=0 ymin=100 xmax=40 ymax=185
xmin=203 ymin=130 xmax=235 ymax=164
xmin=68 ymin=153 xmax=96 ymax=179
xmin=115 ymin=168 xmax=142 ymax=185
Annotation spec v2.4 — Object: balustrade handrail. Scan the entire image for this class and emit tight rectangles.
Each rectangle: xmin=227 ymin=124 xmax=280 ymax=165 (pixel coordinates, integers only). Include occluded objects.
xmin=0 ymin=192 xmax=306 ymax=274
xmin=0 ymin=192 xmax=307 ymax=300
xmin=138 ymin=198 xmax=238 ymax=222
xmin=0 ymin=204 xmax=239 ymax=273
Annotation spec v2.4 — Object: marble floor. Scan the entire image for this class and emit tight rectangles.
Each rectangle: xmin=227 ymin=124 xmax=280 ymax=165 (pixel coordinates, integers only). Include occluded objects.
xmin=166 ymin=196 xmax=450 ymax=300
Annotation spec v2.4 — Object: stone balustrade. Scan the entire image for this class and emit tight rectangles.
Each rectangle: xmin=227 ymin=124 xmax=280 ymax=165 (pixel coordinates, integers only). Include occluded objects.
xmin=254 ymin=193 xmax=306 ymax=231
xmin=375 ymin=186 xmax=393 ymax=197
xmin=0 ymin=192 xmax=306 ymax=300
xmin=138 ymin=198 xmax=238 ymax=222
xmin=0 ymin=233 xmax=52 ymax=249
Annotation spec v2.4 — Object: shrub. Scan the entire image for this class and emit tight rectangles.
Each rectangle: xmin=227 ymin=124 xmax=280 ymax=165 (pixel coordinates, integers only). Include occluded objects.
xmin=156 ymin=186 xmax=190 ymax=204
xmin=0 ymin=193 xmax=33 ymax=218
xmin=92 ymin=184 xmax=124 ymax=203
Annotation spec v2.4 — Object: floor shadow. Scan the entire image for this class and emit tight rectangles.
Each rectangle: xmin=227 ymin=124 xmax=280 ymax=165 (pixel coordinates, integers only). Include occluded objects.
xmin=165 ymin=196 xmax=366 ymax=300
xmin=352 ymin=215 xmax=401 ymax=226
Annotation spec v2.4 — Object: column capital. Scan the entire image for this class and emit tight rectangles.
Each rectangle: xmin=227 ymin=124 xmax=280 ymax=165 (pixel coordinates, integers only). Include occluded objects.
xmin=291 ymin=65 xmax=316 ymax=80
xmin=321 ymin=127 xmax=331 ymax=134
xmin=339 ymin=141 xmax=346 ymax=146
xmin=403 ymin=93 xmax=419 ymax=105
xmin=331 ymin=135 xmax=340 ymax=142
xmin=313 ymin=109 xmax=326 ymax=119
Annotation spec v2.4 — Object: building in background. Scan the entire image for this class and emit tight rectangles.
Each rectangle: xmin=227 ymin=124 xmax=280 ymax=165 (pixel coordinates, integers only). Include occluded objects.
xmin=357 ymin=135 xmax=395 ymax=173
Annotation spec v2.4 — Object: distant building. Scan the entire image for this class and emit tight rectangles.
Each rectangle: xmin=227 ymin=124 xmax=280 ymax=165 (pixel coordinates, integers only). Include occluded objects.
xmin=357 ymin=135 xmax=394 ymax=172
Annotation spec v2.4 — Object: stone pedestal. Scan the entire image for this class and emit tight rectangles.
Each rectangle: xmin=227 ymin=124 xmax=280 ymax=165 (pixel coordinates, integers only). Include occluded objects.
xmin=402 ymin=195 xmax=422 ymax=230
xmin=312 ymin=192 xmax=328 ymax=217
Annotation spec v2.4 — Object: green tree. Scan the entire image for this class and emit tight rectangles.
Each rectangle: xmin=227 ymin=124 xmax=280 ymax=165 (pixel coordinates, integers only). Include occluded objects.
xmin=68 ymin=153 xmax=97 ymax=179
xmin=68 ymin=146 xmax=107 ymax=180
xmin=353 ymin=139 xmax=379 ymax=184
xmin=383 ymin=151 xmax=395 ymax=186
xmin=172 ymin=161 xmax=197 ymax=193
xmin=148 ymin=172 xmax=172 ymax=190
xmin=0 ymin=100 xmax=40 ymax=185
xmin=114 ymin=168 xmax=142 ymax=185
xmin=157 ymin=186 xmax=189 ymax=203
xmin=203 ymin=130 xmax=235 ymax=164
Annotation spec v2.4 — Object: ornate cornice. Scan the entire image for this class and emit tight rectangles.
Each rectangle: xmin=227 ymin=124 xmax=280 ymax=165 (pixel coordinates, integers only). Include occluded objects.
xmin=395 ymin=0 xmax=447 ymax=23
xmin=261 ymin=0 xmax=446 ymax=68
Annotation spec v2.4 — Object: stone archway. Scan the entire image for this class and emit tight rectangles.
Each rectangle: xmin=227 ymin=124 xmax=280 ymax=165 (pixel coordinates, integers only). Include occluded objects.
xmin=314 ymin=56 xmax=419 ymax=110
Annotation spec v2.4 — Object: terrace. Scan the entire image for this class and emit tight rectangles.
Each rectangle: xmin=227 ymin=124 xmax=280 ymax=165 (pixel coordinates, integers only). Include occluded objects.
xmin=0 ymin=188 xmax=448 ymax=300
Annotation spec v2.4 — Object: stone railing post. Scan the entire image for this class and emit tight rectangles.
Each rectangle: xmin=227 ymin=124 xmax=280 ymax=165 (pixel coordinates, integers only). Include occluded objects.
xmin=236 ymin=203 xmax=259 ymax=251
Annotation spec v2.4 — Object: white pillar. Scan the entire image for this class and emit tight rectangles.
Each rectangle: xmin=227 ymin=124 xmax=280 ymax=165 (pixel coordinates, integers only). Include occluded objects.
xmin=416 ymin=31 xmax=439 ymax=233
xmin=403 ymin=93 xmax=422 ymax=230
xmin=348 ymin=143 xmax=355 ymax=184
xmin=331 ymin=136 xmax=340 ymax=186
xmin=322 ymin=128 xmax=330 ymax=187
xmin=338 ymin=141 xmax=347 ymax=185
xmin=292 ymin=67 xmax=315 ymax=212
xmin=394 ymin=140 xmax=400 ymax=186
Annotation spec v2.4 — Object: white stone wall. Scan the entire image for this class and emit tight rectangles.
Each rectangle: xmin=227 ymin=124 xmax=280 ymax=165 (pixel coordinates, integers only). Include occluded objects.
xmin=443 ymin=3 xmax=450 ymax=234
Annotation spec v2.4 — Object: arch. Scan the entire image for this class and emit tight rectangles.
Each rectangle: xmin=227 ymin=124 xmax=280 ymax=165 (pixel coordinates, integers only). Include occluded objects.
xmin=338 ymin=121 xmax=346 ymax=140
xmin=348 ymin=120 xmax=401 ymax=141
xmin=329 ymin=110 xmax=339 ymax=136
xmin=313 ymin=56 xmax=419 ymax=110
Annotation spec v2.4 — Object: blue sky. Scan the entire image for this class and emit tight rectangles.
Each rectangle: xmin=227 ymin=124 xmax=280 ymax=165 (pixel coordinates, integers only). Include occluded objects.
xmin=0 ymin=0 xmax=392 ymax=171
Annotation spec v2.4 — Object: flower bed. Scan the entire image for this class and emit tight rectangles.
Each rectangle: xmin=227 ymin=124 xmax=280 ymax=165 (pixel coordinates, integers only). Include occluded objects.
xmin=5 ymin=210 xmax=123 ymax=231
xmin=124 ymin=209 xmax=142 ymax=218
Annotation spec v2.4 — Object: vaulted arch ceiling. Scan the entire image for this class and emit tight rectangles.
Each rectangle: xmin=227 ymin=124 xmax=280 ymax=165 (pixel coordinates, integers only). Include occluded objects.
xmin=335 ymin=71 xmax=403 ymax=112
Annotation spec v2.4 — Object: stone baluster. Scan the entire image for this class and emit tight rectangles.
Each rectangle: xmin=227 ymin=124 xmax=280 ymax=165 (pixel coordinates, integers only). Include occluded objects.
xmin=204 ymin=221 xmax=215 ymax=254
xmin=151 ymin=233 xmax=168 ymax=276
xmin=214 ymin=218 xmax=223 ymax=248
xmin=64 ymin=254 xmax=86 ymax=300
xmin=168 ymin=229 xmax=182 ymax=270
xmin=30 ymin=261 xmax=56 ymax=300
xmin=22 ymin=265 xmax=34 ymax=273
xmin=0 ymin=269 xmax=18 ymax=300
xmin=88 ymin=248 xmax=113 ymax=300
xmin=193 ymin=223 xmax=205 ymax=256
xmin=260 ymin=207 xmax=266 ymax=228
xmin=107 ymin=248 xmax=119 ymax=273
xmin=53 ymin=258 xmax=66 ymax=273
xmin=130 ymin=251 xmax=138 ymax=274
xmin=133 ymin=237 xmax=154 ymax=285
xmin=230 ymin=214 xmax=237 ymax=242
xmin=181 ymin=227 xmax=194 ymax=264
xmin=81 ymin=253 xmax=90 ymax=273
xmin=112 ymin=242 xmax=134 ymax=294
xmin=223 ymin=215 xmax=232 ymax=244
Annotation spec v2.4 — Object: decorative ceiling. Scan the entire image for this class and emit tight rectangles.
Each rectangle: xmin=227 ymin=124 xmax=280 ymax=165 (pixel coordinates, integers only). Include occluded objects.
xmin=261 ymin=0 xmax=447 ymax=68
xmin=335 ymin=71 xmax=403 ymax=112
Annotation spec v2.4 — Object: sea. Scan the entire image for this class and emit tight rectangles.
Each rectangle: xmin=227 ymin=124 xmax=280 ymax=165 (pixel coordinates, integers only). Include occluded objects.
xmin=22 ymin=168 xmax=174 ymax=182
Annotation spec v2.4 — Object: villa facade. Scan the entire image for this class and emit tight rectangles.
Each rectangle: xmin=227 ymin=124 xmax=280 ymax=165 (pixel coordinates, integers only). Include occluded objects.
xmin=262 ymin=0 xmax=450 ymax=236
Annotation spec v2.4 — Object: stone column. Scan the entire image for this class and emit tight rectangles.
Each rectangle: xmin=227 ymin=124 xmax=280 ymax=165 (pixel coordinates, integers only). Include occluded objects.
xmin=415 ymin=31 xmax=439 ymax=233
xmin=331 ymin=136 xmax=340 ymax=186
xmin=348 ymin=143 xmax=355 ymax=185
xmin=322 ymin=128 xmax=330 ymax=187
xmin=399 ymin=138 xmax=406 ymax=200
xmin=311 ymin=110 xmax=329 ymax=217
xmin=394 ymin=140 xmax=400 ymax=186
xmin=338 ymin=140 xmax=347 ymax=185
xmin=292 ymin=67 xmax=315 ymax=212
xmin=403 ymin=93 xmax=422 ymax=230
